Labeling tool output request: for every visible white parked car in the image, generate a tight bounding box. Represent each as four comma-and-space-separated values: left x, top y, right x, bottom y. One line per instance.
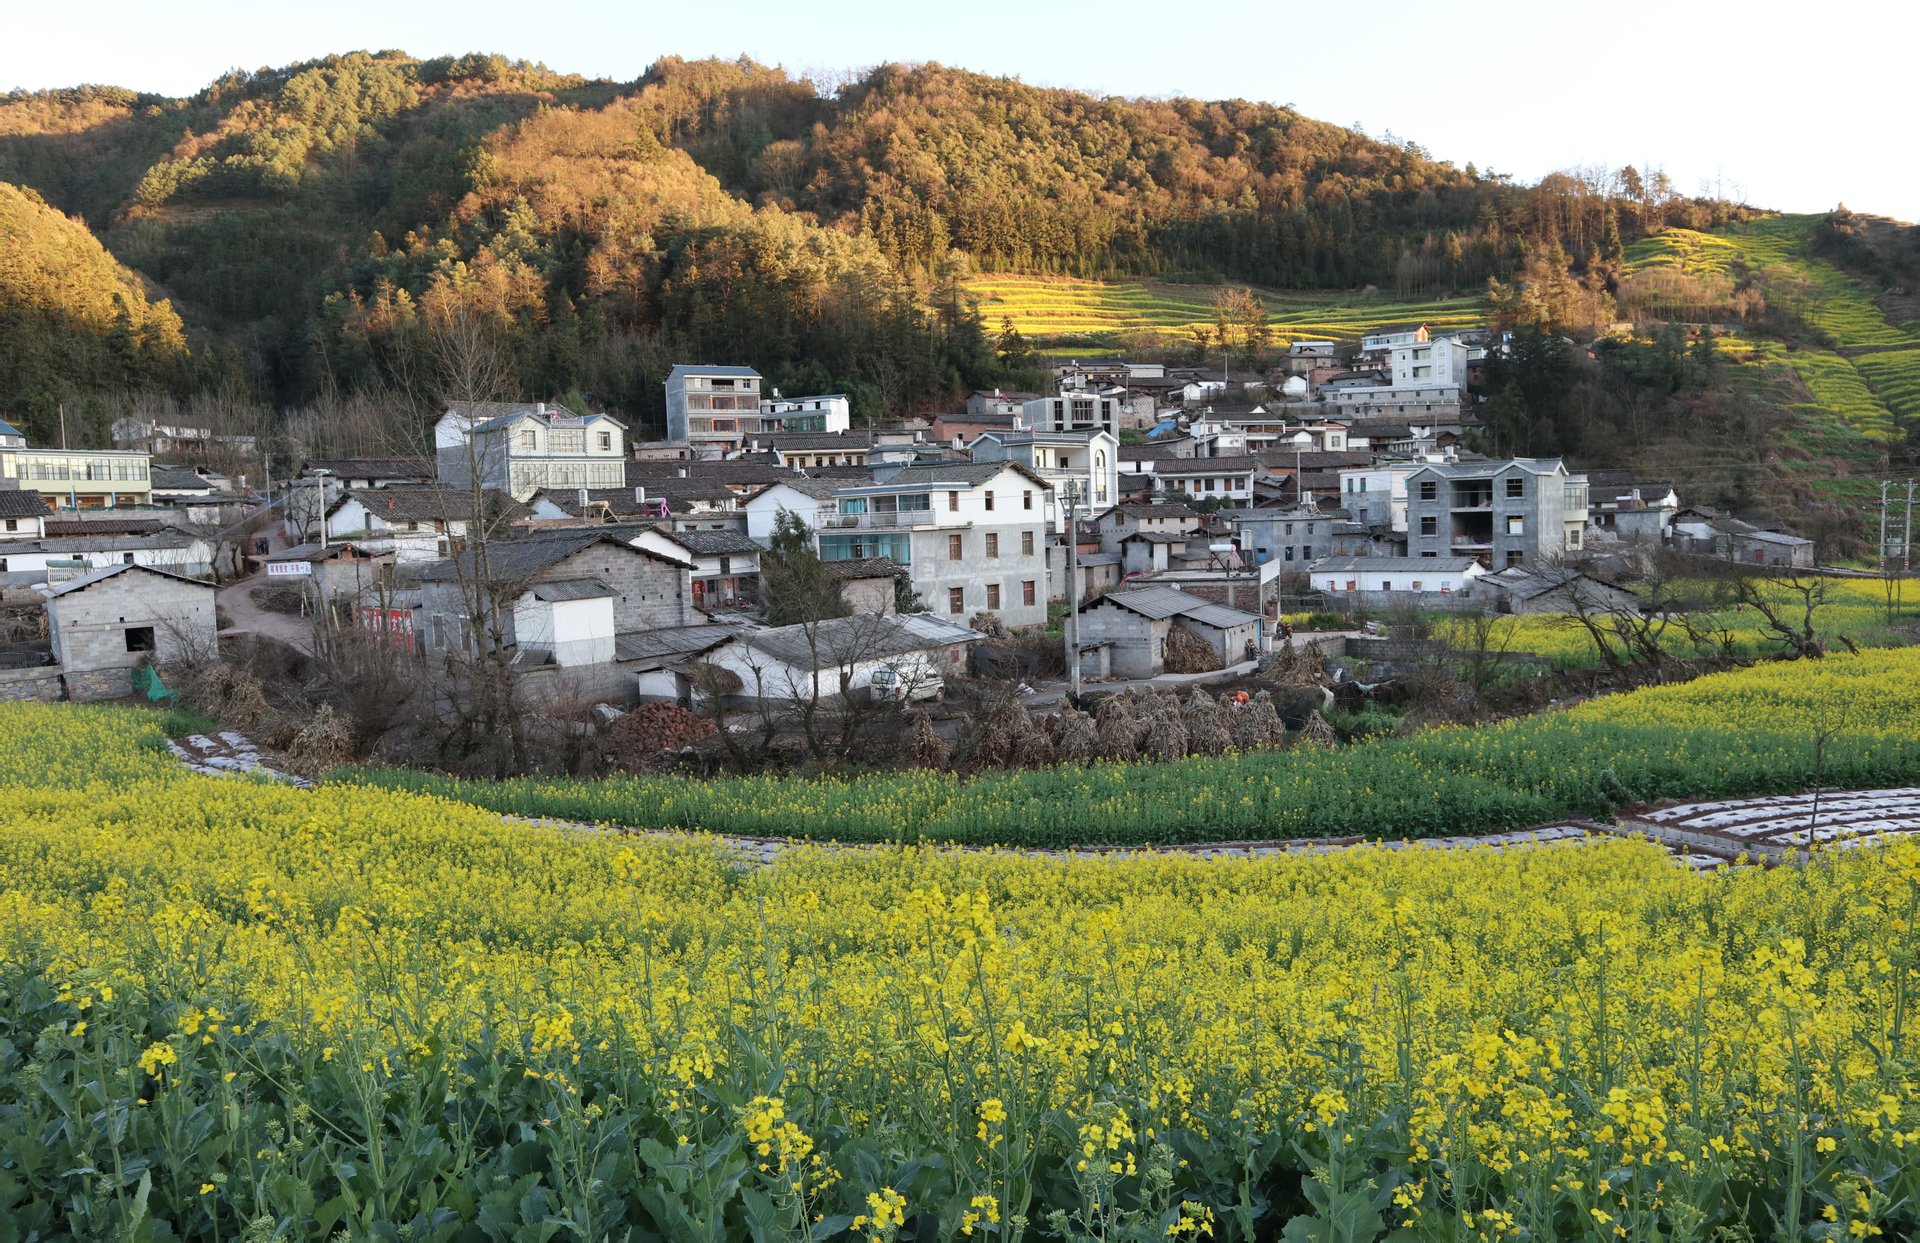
868, 663, 943, 704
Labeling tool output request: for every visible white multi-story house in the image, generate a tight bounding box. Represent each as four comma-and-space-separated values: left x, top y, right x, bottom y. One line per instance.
666, 365, 764, 456
435, 403, 628, 502
1388, 335, 1470, 390
817, 462, 1055, 627
758, 392, 851, 434
967, 429, 1118, 529
1024, 391, 1120, 437
1150, 456, 1260, 506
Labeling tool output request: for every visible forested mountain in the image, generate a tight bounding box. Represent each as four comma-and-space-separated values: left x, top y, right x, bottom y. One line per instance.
0, 51, 1811, 445
0, 180, 206, 444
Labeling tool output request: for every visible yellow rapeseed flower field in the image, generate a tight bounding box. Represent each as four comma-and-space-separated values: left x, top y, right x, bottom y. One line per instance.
1, 689, 1918, 1238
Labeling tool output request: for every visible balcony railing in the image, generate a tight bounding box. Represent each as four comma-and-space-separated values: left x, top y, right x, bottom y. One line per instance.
823, 509, 939, 530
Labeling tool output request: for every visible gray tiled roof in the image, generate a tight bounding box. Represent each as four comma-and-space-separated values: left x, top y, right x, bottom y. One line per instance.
665, 530, 763, 556
668, 364, 761, 379
529, 578, 614, 602
614, 622, 747, 662
420, 531, 690, 582
0, 491, 50, 518
302, 457, 433, 480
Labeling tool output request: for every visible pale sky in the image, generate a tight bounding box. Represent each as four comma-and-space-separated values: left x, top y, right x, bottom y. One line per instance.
3, 0, 1912, 221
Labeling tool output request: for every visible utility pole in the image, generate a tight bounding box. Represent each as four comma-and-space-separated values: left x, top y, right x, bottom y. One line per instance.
1905, 479, 1914, 573
1879, 480, 1893, 575
58, 402, 68, 450
1063, 480, 1083, 701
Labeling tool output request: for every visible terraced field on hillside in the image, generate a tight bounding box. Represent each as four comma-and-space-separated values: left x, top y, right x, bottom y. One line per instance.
963, 275, 1486, 346
1628, 215, 1920, 444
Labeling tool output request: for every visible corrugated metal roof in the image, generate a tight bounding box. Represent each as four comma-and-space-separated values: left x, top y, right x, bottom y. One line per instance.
735, 612, 980, 670
45, 563, 212, 596
1179, 602, 1262, 629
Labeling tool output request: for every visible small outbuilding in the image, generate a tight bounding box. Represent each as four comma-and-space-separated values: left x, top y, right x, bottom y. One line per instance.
1075, 585, 1264, 678
43, 564, 216, 701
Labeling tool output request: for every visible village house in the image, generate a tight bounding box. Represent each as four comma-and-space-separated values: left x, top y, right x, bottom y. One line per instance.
824, 557, 905, 614
1669, 510, 1816, 568
968, 429, 1120, 524
1024, 391, 1121, 437
435, 402, 628, 501
0, 490, 51, 541
1479, 565, 1643, 615
704, 611, 981, 705
0, 515, 215, 584
1150, 456, 1261, 506
0, 420, 153, 509
1286, 340, 1338, 375
754, 431, 873, 469
325, 488, 527, 563
302, 458, 435, 491
43, 564, 217, 702
1225, 505, 1336, 568
1074, 585, 1264, 679
412, 531, 697, 700
665, 364, 764, 457
1307, 555, 1488, 606
256, 541, 396, 607
818, 462, 1055, 627
626, 527, 765, 611
110, 414, 257, 456
1402, 459, 1591, 568
758, 392, 852, 434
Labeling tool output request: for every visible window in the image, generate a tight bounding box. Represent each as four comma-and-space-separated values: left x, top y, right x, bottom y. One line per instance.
1024, 490, 1033, 510
1418, 480, 1437, 500
949, 587, 965, 615
124, 626, 155, 653
1022, 580, 1036, 606
1411, 581, 1423, 591
1345, 580, 1357, 592
948, 533, 963, 560
984, 490, 995, 511
1506, 478, 1525, 498
1506, 516, 1525, 535
521, 430, 537, 450
986, 533, 999, 559
1422, 550, 1438, 558
948, 491, 960, 512
986, 583, 1001, 610
1381, 580, 1393, 591
2, 519, 13, 532
1506, 550, 1525, 567
1284, 546, 1294, 561
597, 430, 612, 450
1567, 528, 1583, 550
1419, 516, 1438, 536
1021, 531, 1035, 556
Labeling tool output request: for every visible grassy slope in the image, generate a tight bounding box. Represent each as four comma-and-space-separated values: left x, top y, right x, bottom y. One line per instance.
964, 275, 1487, 346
